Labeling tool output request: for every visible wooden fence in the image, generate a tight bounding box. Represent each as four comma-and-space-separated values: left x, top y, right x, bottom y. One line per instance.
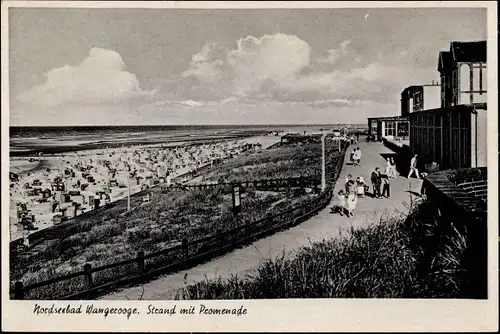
11, 143, 348, 300
163, 176, 320, 193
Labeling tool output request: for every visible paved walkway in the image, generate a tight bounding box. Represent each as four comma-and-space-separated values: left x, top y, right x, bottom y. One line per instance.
100, 140, 423, 300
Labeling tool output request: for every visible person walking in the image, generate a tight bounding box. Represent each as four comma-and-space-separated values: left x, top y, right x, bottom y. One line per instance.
346, 191, 358, 216
371, 167, 382, 198
389, 157, 397, 178
352, 148, 359, 166
350, 148, 357, 165
408, 154, 421, 179
357, 147, 363, 166
385, 157, 392, 176
381, 174, 391, 198
335, 190, 347, 216
345, 174, 353, 192
356, 177, 366, 198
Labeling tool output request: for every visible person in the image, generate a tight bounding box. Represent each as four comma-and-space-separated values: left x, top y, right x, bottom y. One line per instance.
389, 157, 397, 178
346, 191, 358, 216
347, 179, 356, 195
381, 174, 391, 198
408, 154, 421, 179
345, 174, 352, 192
356, 147, 363, 166
371, 167, 382, 198
385, 158, 392, 176
335, 190, 347, 216
351, 148, 358, 165
350, 148, 356, 165
356, 177, 365, 197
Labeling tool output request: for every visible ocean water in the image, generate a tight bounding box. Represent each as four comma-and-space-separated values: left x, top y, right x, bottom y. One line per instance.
9, 124, 365, 156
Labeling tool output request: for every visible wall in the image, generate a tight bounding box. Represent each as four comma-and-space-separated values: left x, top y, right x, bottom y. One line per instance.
410, 106, 475, 169
423, 85, 441, 110
475, 109, 487, 167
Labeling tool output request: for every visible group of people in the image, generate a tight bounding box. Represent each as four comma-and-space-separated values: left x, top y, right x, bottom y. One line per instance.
333, 174, 369, 217
349, 147, 363, 166
331, 144, 425, 218
333, 155, 400, 216
370, 167, 392, 199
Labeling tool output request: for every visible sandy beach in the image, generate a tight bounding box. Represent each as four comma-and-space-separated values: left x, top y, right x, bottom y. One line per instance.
9, 134, 280, 241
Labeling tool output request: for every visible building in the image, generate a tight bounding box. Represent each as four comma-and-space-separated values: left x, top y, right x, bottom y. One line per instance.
367, 116, 409, 142
401, 81, 441, 117
409, 103, 487, 169
438, 41, 487, 108
408, 40, 487, 170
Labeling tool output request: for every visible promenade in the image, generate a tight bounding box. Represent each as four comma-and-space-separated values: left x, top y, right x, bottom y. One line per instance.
100, 140, 423, 300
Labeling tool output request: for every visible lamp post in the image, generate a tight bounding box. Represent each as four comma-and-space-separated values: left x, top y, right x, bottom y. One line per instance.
127, 173, 131, 212
321, 133, 327, 192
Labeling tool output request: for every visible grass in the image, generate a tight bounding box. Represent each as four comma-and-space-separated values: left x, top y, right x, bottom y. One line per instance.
10, 139, 342, 299
175, 198, 484, 299
200, 141, 342, 183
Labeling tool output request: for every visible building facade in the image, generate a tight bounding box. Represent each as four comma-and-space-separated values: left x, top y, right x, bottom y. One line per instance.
408, 40, 487, 170
438, 41, 487, 108
401, 82, 441, 117
409, 103, 487, 169
367, 116, 409, 141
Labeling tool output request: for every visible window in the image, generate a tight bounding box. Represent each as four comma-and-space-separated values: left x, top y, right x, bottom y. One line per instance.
480, 64, 487, 92
472, 65, 481, 91
397, 122, 409, 137
384, 121, 396, 137
460, 63, 471, 92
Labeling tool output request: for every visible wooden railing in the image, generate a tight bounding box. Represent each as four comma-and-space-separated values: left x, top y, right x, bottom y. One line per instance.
11, 143, 348, 300
164, 176, 321, 192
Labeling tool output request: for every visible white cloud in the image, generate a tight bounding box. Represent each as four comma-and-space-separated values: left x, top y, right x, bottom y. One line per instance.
180, 33, 311, 99
16, 47, 155, 108
316, 40, 351, 65
177, 34, 436, 105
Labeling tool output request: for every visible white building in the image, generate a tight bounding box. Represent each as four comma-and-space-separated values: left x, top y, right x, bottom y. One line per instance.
438, 41, 487, 107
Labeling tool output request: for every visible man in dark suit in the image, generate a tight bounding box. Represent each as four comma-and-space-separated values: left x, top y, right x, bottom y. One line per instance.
371, 167, 382, 198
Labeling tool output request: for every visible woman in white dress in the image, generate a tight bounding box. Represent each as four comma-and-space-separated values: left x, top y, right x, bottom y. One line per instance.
389, 157, 398, 178
385, 158, 392, 177
346, 191, 358, 216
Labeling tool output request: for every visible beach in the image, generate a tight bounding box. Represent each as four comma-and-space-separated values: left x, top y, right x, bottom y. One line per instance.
9, 128, 285, 242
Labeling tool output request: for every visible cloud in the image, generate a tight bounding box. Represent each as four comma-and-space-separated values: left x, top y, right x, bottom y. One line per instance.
180, 33, 311, 100
16, 47, 155, 108
315, 40, 351, 65
176, 34, 437, 106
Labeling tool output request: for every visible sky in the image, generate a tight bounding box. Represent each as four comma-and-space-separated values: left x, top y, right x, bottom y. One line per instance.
8, 7, 487, 126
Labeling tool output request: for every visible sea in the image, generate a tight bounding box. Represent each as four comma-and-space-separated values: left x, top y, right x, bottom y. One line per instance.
9, 124, 366, 157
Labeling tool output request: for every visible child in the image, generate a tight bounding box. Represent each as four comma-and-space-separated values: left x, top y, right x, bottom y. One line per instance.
336, 190, 347, 216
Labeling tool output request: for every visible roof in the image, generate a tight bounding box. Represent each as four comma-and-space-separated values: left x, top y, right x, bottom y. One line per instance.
424, 169, 487, 218
408, 103, 487, 117
450, 41, 487, 63
438, 51, 452, 72
367, 115, 409, 122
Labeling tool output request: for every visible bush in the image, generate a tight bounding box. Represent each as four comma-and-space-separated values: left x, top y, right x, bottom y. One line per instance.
176, 199, 477, 299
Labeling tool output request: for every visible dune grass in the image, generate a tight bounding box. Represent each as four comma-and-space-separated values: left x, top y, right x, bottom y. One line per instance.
175, 198, 480, 299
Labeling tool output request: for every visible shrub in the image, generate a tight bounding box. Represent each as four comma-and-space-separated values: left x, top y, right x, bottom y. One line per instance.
176, 199, 477, 299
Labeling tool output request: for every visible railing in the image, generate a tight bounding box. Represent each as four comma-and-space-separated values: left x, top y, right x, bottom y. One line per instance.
164, 176, 321, 192
11, 143, 348, 300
